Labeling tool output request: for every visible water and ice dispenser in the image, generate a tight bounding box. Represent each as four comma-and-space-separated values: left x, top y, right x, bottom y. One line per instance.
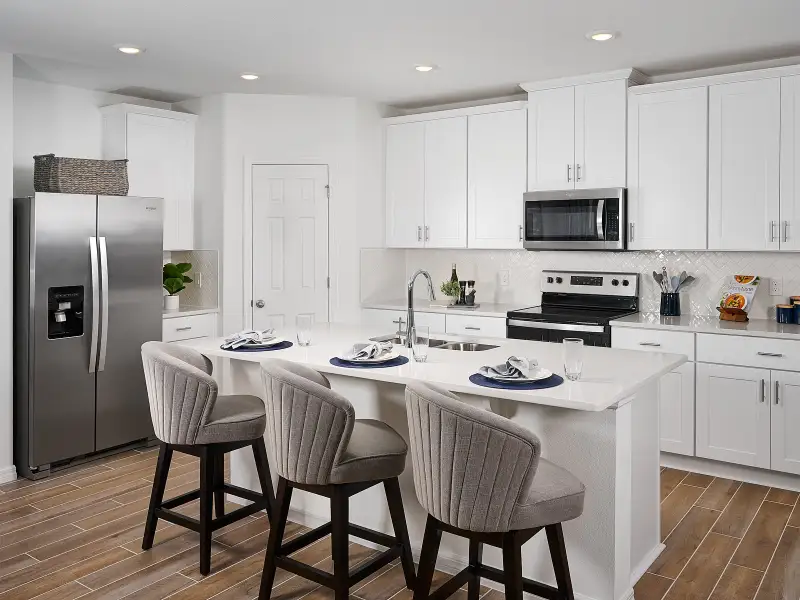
47, 286, 84, 339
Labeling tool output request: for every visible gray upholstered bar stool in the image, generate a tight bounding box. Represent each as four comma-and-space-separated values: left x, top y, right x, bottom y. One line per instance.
258, 359, 416, 600
406, 382, 585, 600
140, 342, 275, 576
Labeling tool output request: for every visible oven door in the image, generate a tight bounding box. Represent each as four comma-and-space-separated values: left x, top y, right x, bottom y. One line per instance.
506, 319, 610, 347
523, 188, 625, 250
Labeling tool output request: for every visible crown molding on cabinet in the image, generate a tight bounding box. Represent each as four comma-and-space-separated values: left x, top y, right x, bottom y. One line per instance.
519, 68, 648, 93
99, 103, 198, 122
383, 100, 527, 125
630, 63, 800, 95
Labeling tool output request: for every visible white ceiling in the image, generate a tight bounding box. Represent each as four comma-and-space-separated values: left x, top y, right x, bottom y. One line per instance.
2, 0, 800, 107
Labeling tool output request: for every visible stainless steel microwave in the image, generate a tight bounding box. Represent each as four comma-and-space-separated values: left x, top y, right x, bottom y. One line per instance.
523, 188, 627, 251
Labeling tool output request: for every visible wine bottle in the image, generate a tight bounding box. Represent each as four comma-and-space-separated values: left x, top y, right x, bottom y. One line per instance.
450, 263, 458, 284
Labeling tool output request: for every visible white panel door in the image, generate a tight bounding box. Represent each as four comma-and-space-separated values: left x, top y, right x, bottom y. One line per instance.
467, 109, 527, 249
385, 123, 425, 248
126, 114, 194, 250
423, 117, 467, 248
574, 80, 627, 189
658, 363, 696, 456
251, 165, 329, 331
528, 87, 575, 190
771, 370, 800, 475
696, 363, 771, 468
708, 79, 781, 250
628, 87, 709, 250
780, 75, 800, 250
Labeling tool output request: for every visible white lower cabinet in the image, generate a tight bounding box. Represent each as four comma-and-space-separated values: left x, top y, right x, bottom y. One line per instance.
658, 363, 696, 456
162, 313, 217, 343
771, 371, 800, 475
445, 314, 507, 338
696, 363, 771, 469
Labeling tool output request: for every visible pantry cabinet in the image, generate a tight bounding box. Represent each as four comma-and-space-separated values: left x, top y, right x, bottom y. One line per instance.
101, 105, 197, 251
627, 87, 709, 250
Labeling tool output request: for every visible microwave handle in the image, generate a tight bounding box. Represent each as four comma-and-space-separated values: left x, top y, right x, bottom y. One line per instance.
596, 199, 605, 240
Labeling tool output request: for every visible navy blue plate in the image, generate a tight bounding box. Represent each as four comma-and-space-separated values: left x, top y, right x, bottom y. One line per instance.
221, 341, 293, 352
469, 372, 564, 390
330, 356, 410, 368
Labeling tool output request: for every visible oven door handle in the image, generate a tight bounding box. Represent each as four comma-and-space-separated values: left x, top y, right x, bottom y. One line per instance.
507, 319, 606, 333
596, 199, 605, 240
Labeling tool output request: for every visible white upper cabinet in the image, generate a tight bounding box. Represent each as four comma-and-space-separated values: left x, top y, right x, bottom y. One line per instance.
385, 122, 425, 248
468, 108, 527, 249
708, 78, 781, 250
101, 105, 196, 251
528, 87, 575, 190
424, 117, 467, 248
628, 87, 709, 250
780, 75, 800, 251
574, 79, 627, 189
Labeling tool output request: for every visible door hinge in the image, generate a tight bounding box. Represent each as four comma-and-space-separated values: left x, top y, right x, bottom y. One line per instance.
326, 276, 331, 289
325, 185, 330, 199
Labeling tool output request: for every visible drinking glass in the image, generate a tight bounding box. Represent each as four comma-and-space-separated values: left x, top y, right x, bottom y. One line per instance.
563, 338, 584, 381
296, 314, 313, 347
411, 325, 430, 363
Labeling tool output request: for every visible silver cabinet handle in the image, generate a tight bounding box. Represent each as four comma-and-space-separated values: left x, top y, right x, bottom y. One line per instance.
89, 237, 99, 374
629, 222, 635, 242
424, 225, 430, 241
98, 237, 109, 372
519, 225, 523, 242
784, 220, 790, 243
176, 326, 192, 331
566, 164, 572, 182
770, 220, 778, 242
417, 226, 422, 242
576, 164, 582, 182
465, 326, 481, 331
639, 342, 661, 347
775, 380, 780, 405
757, 352, 784, 357
761, 378, 766, 403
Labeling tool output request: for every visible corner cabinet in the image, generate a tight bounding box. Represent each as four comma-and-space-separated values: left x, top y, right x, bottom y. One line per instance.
101, 104, 197, 251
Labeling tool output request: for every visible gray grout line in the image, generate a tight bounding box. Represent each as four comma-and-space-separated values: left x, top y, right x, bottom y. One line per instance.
659, 469, 692, 506
751, 492, 799, 598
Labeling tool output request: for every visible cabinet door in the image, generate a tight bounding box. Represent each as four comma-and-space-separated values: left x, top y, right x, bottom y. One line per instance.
771, 370, 800, 475
424, 117, 467, 248
574, 80, 627, 189
658, 363, 696, 456
385, 123, 425, 248
709, 79, 781, 250
628, 87, 709, 250
467, 109, 527, 249
126, 114, 194, 250
696, 363, 771, 468
780, 75, 800, 250
528, 87, 575, 190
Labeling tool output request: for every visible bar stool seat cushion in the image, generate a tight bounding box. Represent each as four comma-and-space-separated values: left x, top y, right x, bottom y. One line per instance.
195, 394, 267, 445
509, 458, 585, 530
330, 419, 408, 484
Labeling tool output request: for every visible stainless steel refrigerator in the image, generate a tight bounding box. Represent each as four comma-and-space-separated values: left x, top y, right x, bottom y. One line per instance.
14, 193, 163, 479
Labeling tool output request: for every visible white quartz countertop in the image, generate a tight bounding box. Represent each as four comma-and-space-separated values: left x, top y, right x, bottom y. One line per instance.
163, 306, 219, 319
180, 323, 685, 412
612, 312, 800, 340
362, 298, 523, 318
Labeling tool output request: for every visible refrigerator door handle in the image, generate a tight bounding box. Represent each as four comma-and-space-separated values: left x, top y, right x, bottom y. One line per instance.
89, 237, 100, 373
98, 236, 110, 372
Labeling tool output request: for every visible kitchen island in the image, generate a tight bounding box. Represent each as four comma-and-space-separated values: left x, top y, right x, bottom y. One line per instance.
180, 324, 686, 600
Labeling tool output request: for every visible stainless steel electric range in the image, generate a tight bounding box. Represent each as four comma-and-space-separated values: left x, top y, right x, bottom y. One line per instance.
506, 270, 639, 347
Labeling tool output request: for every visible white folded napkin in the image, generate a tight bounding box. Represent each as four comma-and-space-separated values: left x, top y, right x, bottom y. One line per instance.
222, 328, 276, 350
341, 341, 393, 361
479, 356, 537, 380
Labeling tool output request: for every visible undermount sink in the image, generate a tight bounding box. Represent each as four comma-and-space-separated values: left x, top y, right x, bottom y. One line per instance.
370, 333, 448, 347
369, 334, 497, 351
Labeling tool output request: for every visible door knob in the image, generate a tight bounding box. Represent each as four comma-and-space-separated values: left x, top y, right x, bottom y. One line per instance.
255, 299, 265, 308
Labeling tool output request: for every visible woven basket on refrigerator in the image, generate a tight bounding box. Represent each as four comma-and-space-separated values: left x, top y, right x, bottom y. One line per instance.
33, 154, 130, 196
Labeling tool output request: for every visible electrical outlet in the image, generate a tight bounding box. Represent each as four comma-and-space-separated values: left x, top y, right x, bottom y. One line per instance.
195, 272, 203, 288
499, 270, 510, 286
770, 277, 783, 296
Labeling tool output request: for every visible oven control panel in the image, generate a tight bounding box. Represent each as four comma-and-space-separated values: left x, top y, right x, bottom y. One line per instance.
541, 270, 638, 297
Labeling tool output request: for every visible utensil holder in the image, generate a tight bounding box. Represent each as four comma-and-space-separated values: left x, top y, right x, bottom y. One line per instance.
660, 293, 681, 317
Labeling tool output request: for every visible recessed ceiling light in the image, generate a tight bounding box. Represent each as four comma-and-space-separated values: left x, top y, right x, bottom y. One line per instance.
586, 30, 617, 42
115, 44, 144, 55
415, 65, 436, 72
240, 73, 259, 81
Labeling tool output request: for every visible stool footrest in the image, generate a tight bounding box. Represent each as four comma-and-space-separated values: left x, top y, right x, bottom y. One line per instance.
161, 489, 201, 510
348, 545, 400, 586
223, 482, 263, 504
279, 523, 333, 556
477, 564, 561, 600
211, 501, 267, 530
156, 508, 201, 533
276, 556, 334, 587
429, 567, 473, 600
348, 523, 397, 548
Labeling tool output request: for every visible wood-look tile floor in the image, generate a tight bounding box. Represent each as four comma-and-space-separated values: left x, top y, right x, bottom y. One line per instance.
636, 467, 800, 600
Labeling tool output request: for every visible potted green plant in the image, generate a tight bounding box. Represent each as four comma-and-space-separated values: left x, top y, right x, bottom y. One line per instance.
163, 262, 193, 310
440, 280, 462, 306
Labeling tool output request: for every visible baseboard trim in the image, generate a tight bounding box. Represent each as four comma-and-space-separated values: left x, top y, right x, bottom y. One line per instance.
0, 465, 17, 485
661, 453, 800, 491
630, 543, 665, 586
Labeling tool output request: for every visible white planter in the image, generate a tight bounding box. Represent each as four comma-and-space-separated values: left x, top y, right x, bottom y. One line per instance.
164, 295, 180, 311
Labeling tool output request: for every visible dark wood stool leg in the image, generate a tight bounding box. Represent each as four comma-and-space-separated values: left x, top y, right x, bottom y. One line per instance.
331, 485, 350, 600
384, 478, 416, 590
213, 449, 225, 519
468, 539, 483, 600
259, 477, 293, 600
546, 524, 575, 600
199, 446, 214, 576
142, 443, 172, 550
414, 516, 442, 600
252, 438, 275, 519
502, 531, 523, 600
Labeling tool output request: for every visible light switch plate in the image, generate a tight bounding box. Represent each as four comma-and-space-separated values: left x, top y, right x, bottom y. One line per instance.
770, 277, 783, 296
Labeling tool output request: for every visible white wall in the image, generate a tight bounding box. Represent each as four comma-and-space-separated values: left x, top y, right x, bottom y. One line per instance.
12, 78, 170, 196
0, 55, 13, 482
